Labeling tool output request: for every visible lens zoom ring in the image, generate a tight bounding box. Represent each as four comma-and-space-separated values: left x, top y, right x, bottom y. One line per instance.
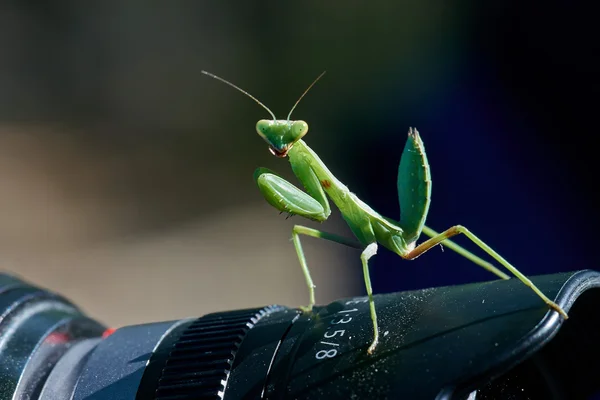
155, 305, 282, 400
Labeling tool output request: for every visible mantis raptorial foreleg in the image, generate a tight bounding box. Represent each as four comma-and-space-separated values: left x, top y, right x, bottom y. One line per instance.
404, 225, 568, 319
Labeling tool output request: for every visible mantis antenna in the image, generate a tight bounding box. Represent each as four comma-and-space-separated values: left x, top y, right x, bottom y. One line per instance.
287, 71, 327, 122
201, 70, 277, 121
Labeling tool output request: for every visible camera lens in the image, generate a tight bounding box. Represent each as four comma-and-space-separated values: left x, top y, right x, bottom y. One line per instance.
0, 274, 105, 399
1, 270, 599, 399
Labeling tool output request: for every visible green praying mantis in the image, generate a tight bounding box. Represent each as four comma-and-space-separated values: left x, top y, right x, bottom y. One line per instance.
201, 70, 568, 355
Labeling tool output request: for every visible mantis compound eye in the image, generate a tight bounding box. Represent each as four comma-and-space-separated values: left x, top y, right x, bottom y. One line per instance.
256, 119, 272, 139
291, 120, 309, 139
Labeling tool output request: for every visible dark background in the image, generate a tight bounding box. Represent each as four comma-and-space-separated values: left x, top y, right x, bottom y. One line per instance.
0, 2, 597, 325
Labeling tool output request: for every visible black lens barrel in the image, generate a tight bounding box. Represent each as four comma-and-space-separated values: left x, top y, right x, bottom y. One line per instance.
1, 270, 599, 399
0, 274, 105, 399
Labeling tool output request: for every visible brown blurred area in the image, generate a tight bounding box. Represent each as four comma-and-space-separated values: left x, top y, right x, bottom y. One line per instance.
0, 3, 387, 327
0, 124, 359, 327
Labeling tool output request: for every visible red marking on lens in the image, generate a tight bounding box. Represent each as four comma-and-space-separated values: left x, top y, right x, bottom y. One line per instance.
45, 332, 70, 344
102, 328, 116, 338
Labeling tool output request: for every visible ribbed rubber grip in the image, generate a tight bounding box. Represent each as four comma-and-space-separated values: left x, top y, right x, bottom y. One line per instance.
154, 305, 283, 400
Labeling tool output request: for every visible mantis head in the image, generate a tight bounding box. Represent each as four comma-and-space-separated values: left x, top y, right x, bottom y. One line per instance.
201, 70, 325, 158
256, 119, 308, 157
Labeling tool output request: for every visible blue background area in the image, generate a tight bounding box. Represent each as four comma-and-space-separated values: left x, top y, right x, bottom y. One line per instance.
328, 2, 599, 293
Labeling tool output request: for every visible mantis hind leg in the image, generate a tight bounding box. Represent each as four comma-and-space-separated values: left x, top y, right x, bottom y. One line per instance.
422, 225, 510, 280
291, 225, 362, 311
403, 225, 568, 319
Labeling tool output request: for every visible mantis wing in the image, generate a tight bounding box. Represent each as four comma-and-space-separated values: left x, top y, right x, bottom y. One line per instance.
397, 128, 431, 244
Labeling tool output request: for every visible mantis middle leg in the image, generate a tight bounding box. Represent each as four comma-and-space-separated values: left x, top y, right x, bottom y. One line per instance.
361, 243, 379, 354
292, 225, 362, 310
403, 225, 568, 319
292, 226, 379, 353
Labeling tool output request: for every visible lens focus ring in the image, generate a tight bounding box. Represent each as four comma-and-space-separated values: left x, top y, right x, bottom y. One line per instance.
154, 305, 283, 400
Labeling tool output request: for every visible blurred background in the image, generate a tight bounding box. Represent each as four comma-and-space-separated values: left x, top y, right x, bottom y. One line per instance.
0, 2, 597, 328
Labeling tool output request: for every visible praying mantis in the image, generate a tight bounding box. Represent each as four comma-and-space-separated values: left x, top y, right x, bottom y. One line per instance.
201, 70, 568, 355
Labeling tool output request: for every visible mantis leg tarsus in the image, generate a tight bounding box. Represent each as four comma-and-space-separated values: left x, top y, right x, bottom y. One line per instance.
404, 225, 568, 319
361, 243, 379, 354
